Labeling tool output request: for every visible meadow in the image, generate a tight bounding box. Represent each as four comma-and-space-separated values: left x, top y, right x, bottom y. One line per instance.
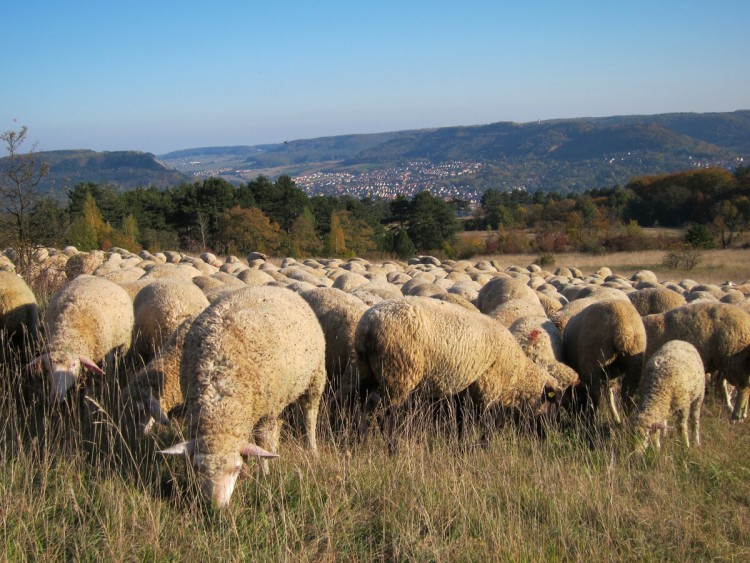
1, 250, 750, 561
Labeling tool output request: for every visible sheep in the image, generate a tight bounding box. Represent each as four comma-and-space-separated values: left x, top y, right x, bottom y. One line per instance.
0, 271, 39, 352
125, 316, 195, 434
509, 315, 579, 390
355, 297, 562, 445
299, 287, 369, 401
476, 277, 540, 314
29, 275, 134, 403
627, 286, 687, 316
132, 279, 210, 360
642, 301, 750, 421
630, 340, 705, 452
160, 286, 326, 508
486, 298, 546, 328
563, 299, 647, 423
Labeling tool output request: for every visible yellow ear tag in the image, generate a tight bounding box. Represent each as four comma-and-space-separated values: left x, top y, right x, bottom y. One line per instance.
547, 391, 556, 399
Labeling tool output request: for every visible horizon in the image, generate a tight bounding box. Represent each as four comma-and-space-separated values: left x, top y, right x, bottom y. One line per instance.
4, 1, 750, 155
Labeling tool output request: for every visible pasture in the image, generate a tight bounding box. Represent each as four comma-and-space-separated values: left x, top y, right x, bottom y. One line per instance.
1, 249, 749, 560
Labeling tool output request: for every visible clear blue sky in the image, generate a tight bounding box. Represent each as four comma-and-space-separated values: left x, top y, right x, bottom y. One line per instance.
3, 0, 748, 155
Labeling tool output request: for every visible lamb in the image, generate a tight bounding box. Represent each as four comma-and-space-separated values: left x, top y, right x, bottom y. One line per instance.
29, 275, 134, 403
131, 279, 209, 360
642, 301, 750, 421
630, 340, 705, 452
160, 286, 326, 508
0, 271, 39, 352
355, 297, 561, 443
563, 299, 647, 422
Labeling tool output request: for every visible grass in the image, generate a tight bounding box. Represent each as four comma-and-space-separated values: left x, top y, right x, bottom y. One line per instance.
1, 350, 749, 561
3, 254, 750, 560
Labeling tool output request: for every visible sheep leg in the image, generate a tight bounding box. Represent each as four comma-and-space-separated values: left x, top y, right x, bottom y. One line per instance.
720, 378, 734, 412
606, 381, 622, 425
254, 417, 281, 475
676, 409, 689, 448
689, 399, 702, 447
731, 386, 749, 421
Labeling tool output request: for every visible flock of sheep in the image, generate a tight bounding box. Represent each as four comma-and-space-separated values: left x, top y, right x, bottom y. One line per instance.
1, 245, 748, 508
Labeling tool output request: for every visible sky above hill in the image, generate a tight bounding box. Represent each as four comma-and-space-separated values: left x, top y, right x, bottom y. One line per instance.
3, 0, 749, 155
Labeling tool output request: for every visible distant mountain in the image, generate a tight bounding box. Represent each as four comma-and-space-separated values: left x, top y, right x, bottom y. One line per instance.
9, 150, 189, 196
159, 111, 750, 194
9, 111, 749, 199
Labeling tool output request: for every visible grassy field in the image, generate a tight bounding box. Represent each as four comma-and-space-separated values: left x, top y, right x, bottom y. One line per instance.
2, 253, 750, 560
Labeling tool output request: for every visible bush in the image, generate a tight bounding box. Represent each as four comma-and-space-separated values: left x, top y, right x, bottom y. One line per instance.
537, 254, 556, 267
662, 246, 703, 270
684, 223, 715, 249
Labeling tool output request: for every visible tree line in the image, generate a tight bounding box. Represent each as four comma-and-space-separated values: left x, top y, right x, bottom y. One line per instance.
3, 126, 750, 264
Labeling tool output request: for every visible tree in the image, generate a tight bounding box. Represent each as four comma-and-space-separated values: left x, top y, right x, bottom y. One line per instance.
392, 229, 416, 259
0, 126, 50, 279
288, 207, 322, 257
324, 210, 347, 257
712, 199, 747, 249
67, 192, 111, 250
216, 206, 284, 255
406, 191, 459, 251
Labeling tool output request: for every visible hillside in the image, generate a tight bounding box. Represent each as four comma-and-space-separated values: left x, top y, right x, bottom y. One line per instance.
8, 111, 749, 198
10, 150, 189, 196
159, 111, 750, 195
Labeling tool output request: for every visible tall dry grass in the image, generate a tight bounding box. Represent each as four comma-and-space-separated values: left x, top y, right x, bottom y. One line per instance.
1, 337, 749, 560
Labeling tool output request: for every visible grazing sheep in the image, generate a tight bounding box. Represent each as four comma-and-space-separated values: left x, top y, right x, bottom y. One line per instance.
509, 315, 579, 390
160, 286, 326, 508
125, 316, 195, 434
355, 297, 561, 443
476, 277, 540, 314
627, 287, 687, 316
563, 299, 647, 422
29, 275, 134, 403
631, 340, 705, 452
299, 287, 369, 400
486, 298, 546, 328
132, 279, 210, 360
642, 302, 750, 421
0, 271, 39, 352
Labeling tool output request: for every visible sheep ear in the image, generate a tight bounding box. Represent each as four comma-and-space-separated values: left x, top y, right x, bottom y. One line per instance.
148, 396, 170, 426
239, 442, 279, 460
80, 356, 105, 376
159, 440, 195, 455
651, 421, 668, 431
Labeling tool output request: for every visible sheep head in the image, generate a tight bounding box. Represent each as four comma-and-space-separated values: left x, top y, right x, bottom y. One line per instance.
26, 353, 105, 403
160, 436, 278, 508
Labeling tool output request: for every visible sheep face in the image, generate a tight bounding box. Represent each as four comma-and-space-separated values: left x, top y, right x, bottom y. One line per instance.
160, 435, 278, 509
28, 352, 105, 403
193, 448, 244, 509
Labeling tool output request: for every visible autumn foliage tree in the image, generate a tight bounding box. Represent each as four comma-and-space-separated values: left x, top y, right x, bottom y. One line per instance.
217, 206, 284, 255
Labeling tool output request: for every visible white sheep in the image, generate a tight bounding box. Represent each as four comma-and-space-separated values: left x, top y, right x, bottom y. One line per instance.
125, 316, 195, 434
131, 279, 209, 360
355, 297, 562, 444
29, 275, 134, 403
563, 299, 647, 423
642, 301, 750, 421
160, 286, 326, 508
0, 271, 39, 352
630, 340, 705, 452
299, 287, 369, 401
